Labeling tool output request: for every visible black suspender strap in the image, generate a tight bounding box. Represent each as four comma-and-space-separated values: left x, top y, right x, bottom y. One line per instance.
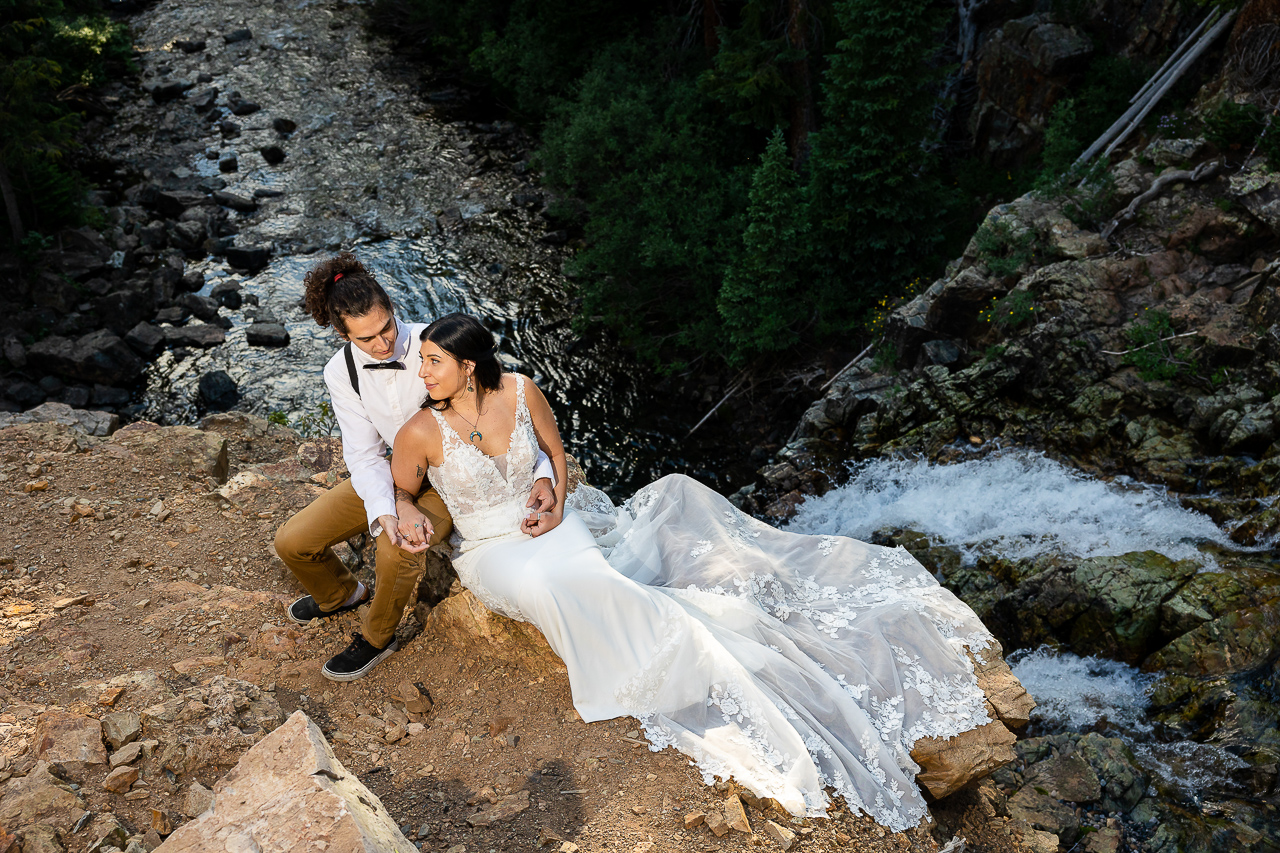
343, 342, 360, 397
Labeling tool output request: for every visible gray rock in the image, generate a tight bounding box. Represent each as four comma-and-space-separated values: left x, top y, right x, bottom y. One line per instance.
174, 38, 206, 52
212, 190, 258, 213
165, 324, 226, 348
58, 386, 91, 408
27, 330, 145, 386
272, 117, 297, 134
1144, 137, 1207, 167
210, 282, 243, 309
198, 370, 239, 411
218, 152, 239, 172
102, 711, 142, 750
145, 79, 193, 102
0, 401, 118, 436
2, 333, 27, 368
921, 339, 963, 366
90, 385, 131, 409
223, 28, 252, 43
245, 323, 289, 347
225, 246, 271, 272
154, 306, 189, 325
259, 145, 286, 165
180, 294, 220, 322
125, 322, 165, 357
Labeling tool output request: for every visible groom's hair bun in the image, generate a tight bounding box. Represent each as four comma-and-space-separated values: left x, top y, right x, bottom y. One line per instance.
303, 252, 393, 334
420, 313, 504, 410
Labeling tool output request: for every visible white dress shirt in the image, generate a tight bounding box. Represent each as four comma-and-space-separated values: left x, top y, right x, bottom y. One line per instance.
324, 317, 554, 531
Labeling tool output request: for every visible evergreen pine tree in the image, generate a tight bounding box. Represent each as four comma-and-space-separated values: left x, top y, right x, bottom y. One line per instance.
805, 0, 948, 327
718, 129, 809, 362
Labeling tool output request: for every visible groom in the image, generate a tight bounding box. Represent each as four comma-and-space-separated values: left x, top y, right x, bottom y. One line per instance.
274, 254, 555, 680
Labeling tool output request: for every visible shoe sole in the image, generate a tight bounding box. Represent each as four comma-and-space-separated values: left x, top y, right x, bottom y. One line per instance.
286, 592, 371, 626
321, 640, 399, 682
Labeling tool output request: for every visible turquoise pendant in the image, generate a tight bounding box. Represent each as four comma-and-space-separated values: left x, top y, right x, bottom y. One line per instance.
469, 429, 483, 443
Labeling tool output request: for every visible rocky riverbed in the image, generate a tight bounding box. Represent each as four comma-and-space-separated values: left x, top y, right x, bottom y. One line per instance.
0, 0, 784, 498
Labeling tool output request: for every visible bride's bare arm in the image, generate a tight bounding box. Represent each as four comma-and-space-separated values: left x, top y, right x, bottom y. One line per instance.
390, 412, 442, 550
523, 376, 568, 536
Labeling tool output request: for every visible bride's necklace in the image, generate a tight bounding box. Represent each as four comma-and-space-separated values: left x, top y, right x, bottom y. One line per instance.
454, 391, 484, 444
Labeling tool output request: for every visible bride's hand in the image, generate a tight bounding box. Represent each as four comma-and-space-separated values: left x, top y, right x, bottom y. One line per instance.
522, 507, 563, 537
395, 503, 433, 552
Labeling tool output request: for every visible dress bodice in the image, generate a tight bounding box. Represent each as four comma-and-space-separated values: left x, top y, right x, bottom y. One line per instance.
427, 375, 538, 544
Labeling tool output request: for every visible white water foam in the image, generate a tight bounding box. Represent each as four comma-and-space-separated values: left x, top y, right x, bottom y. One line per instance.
1008, 646, 1156, 733
786, 450, 1234, 565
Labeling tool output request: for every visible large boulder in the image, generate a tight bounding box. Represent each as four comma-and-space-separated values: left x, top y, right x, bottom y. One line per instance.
426, 586, 567, 677
155, 711, 417, 852
108, 422, 229, 483
0, 401, 118, 436
27, 330, 144, 386
0, 761, 88, 831
969, 14, 1094, 167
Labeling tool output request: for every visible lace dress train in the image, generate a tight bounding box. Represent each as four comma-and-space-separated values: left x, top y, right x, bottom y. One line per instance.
427, 377, 996, 831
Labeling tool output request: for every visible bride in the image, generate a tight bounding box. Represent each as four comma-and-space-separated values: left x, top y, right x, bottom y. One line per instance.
390, 313, 998, 831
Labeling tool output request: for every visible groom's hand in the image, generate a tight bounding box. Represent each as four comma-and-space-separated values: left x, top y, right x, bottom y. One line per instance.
526, 477, 555, 515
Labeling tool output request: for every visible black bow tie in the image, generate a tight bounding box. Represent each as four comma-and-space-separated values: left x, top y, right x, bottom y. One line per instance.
364, 361, 405, 370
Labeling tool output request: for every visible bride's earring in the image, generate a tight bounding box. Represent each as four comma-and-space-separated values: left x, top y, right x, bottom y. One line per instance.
467, 375, 474, 393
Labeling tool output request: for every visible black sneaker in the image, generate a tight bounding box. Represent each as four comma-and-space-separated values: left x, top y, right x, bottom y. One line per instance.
287, 586, 370, 625
321, 632, 399, 682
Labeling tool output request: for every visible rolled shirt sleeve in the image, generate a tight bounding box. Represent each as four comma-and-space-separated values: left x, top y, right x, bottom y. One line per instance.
532, 449, 556, 486
325, 362, 398, 532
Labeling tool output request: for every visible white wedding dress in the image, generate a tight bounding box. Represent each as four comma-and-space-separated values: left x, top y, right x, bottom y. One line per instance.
427, 377, 997, 831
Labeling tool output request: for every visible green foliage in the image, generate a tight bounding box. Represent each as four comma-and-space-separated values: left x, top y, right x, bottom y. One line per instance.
1033, 57, 1147, 195
717, 130, 809, 362
979, 289, 1038, 330
971, 217, 1038, 278
291, 400, 338, 437
1122, 309, 1199, 381
267, 410, 290, 429
698, 0, 808, 130
0, 0, 132, 244
1205, 100, 1280, 169
804, 0, 951, 328
538, 34, 751, 362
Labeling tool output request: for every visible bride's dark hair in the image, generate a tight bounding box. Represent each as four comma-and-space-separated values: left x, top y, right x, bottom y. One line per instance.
420, 313, 503, 412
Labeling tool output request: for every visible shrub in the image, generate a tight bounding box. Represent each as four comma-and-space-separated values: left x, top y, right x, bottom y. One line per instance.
1122, 309, 1199, 381
971, 218, 1038, 278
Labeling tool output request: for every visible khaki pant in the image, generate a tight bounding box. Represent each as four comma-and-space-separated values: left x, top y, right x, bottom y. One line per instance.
274, 478, 452, 648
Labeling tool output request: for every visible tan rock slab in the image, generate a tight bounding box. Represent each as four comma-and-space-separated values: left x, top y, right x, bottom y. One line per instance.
182, 781, 215, 818
466, 790, 531, 827
683, 811, 706, 829
0, 760, 88, 829
426, 589, 566, 676
724, 794, 751, 833
171, 656, 224, 674
103, 765, 140, 793
109, 742, 143, 767
763, 820, 796, 850
102, 711, 141, 750
971, 642, 1036, 728
156, 711, 415, 852
33, 710, 107, 771
1024, 753, 1101, 803
910, 719, 1018, 800
705, 811, 729, 837
152, 809, 177, 834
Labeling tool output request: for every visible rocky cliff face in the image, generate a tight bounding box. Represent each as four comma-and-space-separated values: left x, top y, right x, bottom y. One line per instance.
745, 67, 1280, 852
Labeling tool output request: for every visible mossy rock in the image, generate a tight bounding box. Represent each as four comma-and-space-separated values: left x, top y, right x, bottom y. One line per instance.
1145, 598, 1280, 676
995, 551, 1200, 662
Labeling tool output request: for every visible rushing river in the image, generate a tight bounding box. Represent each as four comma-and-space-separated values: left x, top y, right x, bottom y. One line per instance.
789, 449, 1280, 845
